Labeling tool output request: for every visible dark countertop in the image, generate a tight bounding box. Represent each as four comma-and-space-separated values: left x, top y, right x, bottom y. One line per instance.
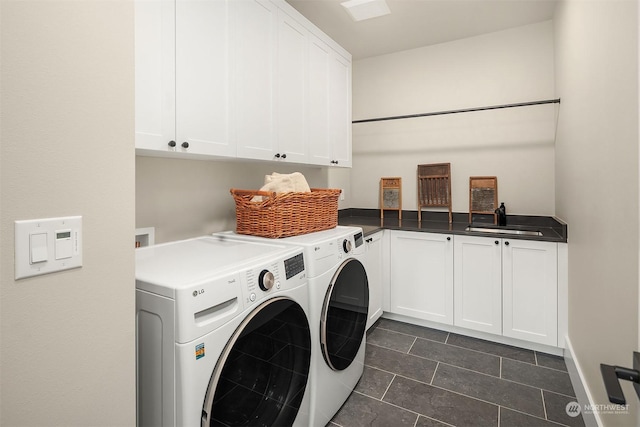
339, 209, 567, 243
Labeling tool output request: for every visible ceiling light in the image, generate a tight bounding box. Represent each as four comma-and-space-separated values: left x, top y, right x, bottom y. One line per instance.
341, 0, 391, 22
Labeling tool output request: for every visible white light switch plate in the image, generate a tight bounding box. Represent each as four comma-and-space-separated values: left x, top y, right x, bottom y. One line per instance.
15, 216, 82, 280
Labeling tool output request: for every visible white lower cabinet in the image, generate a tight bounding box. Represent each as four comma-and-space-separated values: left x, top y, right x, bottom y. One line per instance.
453, 235, 558, 346
384, 230, 560, 347
502, 238, 558, 346
453, 235, 502, 335
365, 231, 384, 330
389, 230, 453, 325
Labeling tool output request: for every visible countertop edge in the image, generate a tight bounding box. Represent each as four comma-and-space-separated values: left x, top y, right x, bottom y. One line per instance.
339, 211, 567, 243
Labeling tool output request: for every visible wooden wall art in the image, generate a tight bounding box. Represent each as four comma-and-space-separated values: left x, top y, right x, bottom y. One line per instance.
380, 177, 402, 219
469, 176, 498, 224
417, 163, 452, 223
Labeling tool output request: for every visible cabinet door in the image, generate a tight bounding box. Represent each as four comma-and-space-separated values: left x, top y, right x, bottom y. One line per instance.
234, 0, 277, 160
276, 10, 307, 164
389, 231, 453, 324
328, 52, 352, 167
307, 35, 331, 166
175, 0, 234, 157
135, 0, 175, 150
453, 235, 502, 335
503, 239, 558, 346
365, 232, 384, 330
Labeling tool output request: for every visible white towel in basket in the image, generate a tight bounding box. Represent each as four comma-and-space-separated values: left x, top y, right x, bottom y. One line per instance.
251, 172, 311, 202
265, 172, 311, 192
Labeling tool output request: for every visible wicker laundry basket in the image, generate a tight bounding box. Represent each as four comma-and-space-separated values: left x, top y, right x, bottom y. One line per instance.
230, 188, 341, 238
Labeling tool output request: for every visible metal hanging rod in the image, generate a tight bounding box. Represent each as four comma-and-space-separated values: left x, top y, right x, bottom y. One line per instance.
352, 98, 561, 124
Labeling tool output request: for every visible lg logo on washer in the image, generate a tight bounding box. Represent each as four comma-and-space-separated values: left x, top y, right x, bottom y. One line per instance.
192, 289, 204, 297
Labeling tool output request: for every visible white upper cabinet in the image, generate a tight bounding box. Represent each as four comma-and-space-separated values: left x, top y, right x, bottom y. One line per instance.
307, 35, 331, 166
307, 35, 352, 168
328, 53, 352, 167
135, 0, 352, 165
175, 0, 234, 157
136, 0, 234, 157
274, 9, 308, 164
135, 0, 175, 151
234, 0, 277, 161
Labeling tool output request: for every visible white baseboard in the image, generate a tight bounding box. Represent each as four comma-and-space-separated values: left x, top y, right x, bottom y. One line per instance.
381, 312, 563, 356
564, 335, 602, 427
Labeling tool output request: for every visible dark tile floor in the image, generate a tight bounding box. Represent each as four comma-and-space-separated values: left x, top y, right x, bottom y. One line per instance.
329, 318, 585, 427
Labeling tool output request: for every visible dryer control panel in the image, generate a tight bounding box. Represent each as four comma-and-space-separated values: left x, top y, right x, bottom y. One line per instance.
354, 231, 364, 248
348, 231, 366, 257
338, 233, 363, 258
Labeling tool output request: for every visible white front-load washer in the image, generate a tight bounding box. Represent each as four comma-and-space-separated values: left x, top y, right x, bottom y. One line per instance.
135, 235, 311, 427
218, 226, 369, 426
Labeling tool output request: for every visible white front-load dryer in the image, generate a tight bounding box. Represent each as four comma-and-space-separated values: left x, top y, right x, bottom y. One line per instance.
218, 226, 369, 426
136, 235, 311, 427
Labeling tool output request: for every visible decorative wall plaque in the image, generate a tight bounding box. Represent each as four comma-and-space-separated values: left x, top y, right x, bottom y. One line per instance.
469, 176, 498, 224
380, 177, 402, 219
418, 163, 452, 223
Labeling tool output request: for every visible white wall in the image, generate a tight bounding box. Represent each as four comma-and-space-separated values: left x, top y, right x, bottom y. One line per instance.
554, 0, 639, 425
136, 157, 334, 243
351, 21, 556, 216
0, 1, 136, 425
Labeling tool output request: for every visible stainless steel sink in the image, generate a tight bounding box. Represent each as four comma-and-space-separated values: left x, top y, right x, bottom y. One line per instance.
465, 226, 543, 237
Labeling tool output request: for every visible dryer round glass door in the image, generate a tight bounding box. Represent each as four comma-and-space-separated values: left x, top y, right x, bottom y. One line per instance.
320, 258, 369, 371
201, 297, 311, 427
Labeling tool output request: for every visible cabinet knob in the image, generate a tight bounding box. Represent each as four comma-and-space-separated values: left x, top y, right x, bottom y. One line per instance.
275, 153, 281, 158
446, 237, 451, 241
168, 140, 176, 147
331, 160, 339, 165
181, 142, 189, 149
495, 240, 499, 245
505, 241, 510, 246
281, 153, 287, 159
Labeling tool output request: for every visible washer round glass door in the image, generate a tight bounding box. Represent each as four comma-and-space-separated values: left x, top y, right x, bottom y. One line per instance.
320, 258, 369, 371
201, 297, 311, 427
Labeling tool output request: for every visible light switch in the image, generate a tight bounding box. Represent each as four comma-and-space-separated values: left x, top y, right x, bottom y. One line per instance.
15, 216, 82, 280
55, 230, 72, 260
30, 233, 48, 263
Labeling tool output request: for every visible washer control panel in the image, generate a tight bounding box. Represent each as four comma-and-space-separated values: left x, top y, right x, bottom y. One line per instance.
243, 251, 306, 306
284, 253, 305, 279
